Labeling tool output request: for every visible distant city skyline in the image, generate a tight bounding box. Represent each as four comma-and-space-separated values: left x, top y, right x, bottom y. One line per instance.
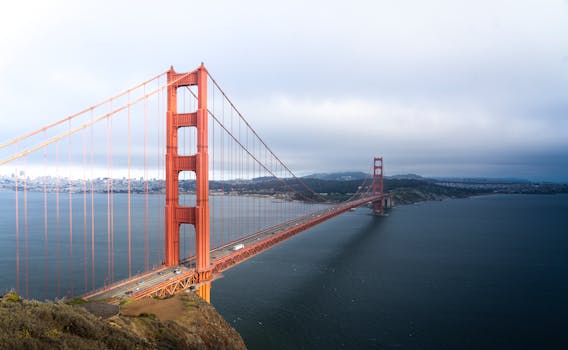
1, 0, 567, 182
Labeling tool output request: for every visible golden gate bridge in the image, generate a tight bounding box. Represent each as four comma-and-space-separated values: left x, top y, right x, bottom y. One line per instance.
0, 64, 389, 303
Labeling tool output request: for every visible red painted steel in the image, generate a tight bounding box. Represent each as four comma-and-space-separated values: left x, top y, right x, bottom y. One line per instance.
165, 64, 211, 301
82, 266, 170, 301
85, 194, 381, 303
0, 64, 392, 303
211, 196, 381, 275
195, 64, 210, 274
372, 157, 384, 216
165, 65, 207, 266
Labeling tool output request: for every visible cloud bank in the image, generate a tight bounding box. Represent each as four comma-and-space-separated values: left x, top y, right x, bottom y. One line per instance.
1, 0, 567, 181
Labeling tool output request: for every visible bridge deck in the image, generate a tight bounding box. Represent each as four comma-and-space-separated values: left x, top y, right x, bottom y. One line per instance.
84, 195, 383, 302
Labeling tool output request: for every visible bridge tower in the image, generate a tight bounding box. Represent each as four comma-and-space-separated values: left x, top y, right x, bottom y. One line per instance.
165, 64, 211, 301
372, 157, 384, 216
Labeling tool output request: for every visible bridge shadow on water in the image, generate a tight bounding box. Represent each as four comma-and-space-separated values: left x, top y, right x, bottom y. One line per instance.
274, 214, 386, 349
217, 211, 389, 350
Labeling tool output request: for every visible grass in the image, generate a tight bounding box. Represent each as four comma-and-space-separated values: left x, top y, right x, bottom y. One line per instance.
185, 300, 199, 309
138, 312, 157, 319
0, 292, 147, 349
65, 297, 88, 305
0, 291, 247, 349
119, 297, 134, 306
5, 291, 22, 302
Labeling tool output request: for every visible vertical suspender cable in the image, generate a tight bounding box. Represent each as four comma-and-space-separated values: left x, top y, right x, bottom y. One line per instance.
43, 136, 49, 299
182, 88, 186, 259
110, 115, 114, 283
263, 146, 266, 229
15, 147, 19, 296
231, 107, 235, 241
90, 109, 95, 290
144, 85, 149, 271
239, 110, 243, 238
56, 142, 61, 297
23, 155, 28, 299
106, 117, 111, 284
211, 82, 215, 249
157, 77, 163, 265
222, 94, 225, 243
221, 96, 225, 244
68, 120, 73, 297
82, 125, 87, 293
127, 92, 132, 278
245, 127, 248, 236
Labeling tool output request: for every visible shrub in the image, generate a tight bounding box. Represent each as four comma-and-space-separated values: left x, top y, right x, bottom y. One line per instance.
5, 292, 22, 302
66, 297, 88, 305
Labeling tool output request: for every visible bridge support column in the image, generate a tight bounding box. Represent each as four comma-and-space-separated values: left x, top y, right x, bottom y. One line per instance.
372, 157, 384, 216
197, 282, 211, 302
165, 64, 211, 302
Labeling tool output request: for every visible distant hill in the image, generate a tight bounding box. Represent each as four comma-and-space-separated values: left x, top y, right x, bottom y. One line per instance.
302, 172, 534, 184
303, 171, 370, 181
388, 174, 424, 180
304, 172, 429, 181
431, 176, 531, 184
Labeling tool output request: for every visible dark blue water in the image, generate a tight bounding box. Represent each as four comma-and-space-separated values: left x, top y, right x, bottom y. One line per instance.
0, 191, 326, 299
212, 194, 568, 349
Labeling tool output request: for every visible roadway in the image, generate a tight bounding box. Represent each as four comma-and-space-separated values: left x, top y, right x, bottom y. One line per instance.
84, 195, 380, 301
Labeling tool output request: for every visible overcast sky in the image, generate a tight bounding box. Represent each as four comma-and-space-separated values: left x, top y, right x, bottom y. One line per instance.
1, 0, 567, 181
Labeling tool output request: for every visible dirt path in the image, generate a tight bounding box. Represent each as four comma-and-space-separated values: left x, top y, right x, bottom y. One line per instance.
120, 294, 188, 321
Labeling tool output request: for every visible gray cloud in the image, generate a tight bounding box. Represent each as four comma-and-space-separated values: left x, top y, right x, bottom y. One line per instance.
1, 0, 567, 182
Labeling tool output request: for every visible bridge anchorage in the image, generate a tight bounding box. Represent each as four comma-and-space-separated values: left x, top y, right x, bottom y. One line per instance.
2, 62, 389, 304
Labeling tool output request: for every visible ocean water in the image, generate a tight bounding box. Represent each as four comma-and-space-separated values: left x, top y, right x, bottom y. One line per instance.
211, 194, 568, 349
1, 192, 567, 348
0, 191, 326, 299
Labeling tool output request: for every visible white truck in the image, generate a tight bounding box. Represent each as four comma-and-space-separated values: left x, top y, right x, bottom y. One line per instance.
231, 243, 245, 251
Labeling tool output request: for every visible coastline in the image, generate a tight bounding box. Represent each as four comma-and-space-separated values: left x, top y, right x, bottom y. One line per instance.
385, 180, 568, 207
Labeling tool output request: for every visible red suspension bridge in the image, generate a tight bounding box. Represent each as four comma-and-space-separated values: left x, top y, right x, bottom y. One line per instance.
0, 64, 390, 303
